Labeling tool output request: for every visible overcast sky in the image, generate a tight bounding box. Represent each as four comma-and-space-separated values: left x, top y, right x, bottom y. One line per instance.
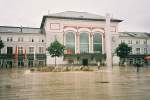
0, 0, 150, 32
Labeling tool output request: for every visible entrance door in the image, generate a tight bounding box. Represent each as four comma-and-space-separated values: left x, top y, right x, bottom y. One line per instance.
7, 61, 12, 68
28, 60, 34, 67
18, 60, 24, 67
82, 59, 88, 66
7, 47, 13, 54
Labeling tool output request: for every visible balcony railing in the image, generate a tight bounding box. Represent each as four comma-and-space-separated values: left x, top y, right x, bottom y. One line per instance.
127, 54, 150, 58
64, 53, 106, 60
0, 54, 46, 60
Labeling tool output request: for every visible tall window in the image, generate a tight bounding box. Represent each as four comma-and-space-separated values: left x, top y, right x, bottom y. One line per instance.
18, 37, 23, 42
65, 32, 75, 54
128, 40, 132, 44
93, 33, 102, 53
7, 47, 13, 54
136, 40, 140, 44
130, 47, 132, 54
80, 32, 89, 53
39, 47, 44, 54
18, 47, 23, 54
144, 48, 147, 54
7, 37, 13, 42
136, 48, 140, 54
144, 40, 147, 44
121, 40, 125, 43
29, 47, 34, 54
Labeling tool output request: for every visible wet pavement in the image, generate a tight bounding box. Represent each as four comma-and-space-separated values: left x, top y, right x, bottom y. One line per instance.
0, 66, 150, 100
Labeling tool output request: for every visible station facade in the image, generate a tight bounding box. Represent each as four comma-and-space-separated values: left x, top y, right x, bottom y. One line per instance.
0, 11, 149, 67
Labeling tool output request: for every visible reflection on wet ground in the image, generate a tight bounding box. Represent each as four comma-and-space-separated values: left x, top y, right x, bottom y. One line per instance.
0, 66, 150, 100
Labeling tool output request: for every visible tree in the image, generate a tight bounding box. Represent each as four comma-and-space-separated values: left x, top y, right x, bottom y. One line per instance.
47, 40, 65, 67
116, 43, 132, 66
0, 40, 4, 55
0, 40, 4, 67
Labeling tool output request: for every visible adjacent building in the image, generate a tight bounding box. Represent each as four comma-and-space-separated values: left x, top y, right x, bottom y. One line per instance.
0, 11, 149, 67
0, 26, 46, 67
119, 32, 150, 65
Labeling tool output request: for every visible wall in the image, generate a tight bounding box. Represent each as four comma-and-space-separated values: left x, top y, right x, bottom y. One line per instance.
43, 17, 120, 65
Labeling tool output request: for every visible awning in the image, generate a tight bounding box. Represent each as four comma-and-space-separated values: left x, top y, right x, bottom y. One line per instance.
144, 56, 150, 60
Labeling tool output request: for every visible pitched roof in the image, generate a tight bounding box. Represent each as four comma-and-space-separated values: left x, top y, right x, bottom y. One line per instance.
0, 26, 41, 33
48, 11, 106, 19
119, 32, 150, 38
40, 11, 122, 28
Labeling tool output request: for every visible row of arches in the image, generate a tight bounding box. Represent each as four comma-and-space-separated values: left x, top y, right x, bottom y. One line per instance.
65, 31, 103, 54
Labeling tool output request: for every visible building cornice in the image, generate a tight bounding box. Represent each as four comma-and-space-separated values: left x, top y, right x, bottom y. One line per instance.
40, 15, 123, 28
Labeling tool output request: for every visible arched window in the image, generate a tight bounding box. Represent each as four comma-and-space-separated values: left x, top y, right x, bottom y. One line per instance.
80, 32, 89, 53
93, 33, 102, 53
65, 32, 75, 54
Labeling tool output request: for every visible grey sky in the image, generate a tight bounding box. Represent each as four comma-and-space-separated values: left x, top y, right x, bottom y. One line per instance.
0, 0, 150, 32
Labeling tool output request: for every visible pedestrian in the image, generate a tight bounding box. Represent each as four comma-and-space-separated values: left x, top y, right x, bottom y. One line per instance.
135, 62, 140, 72
97, 61, 100, 70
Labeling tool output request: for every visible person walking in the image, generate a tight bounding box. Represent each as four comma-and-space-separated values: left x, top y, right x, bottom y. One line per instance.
97, 61, 100, 70
135, 62, 140, 72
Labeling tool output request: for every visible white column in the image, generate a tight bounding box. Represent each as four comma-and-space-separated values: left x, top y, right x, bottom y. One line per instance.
105, 13, 112, 68
89, 33, 91, 53
34, 46, 36, 66
91, 34, 93, 53
76, 32, 80, 54
75, 33, 77, 54
102, 34, 105, 54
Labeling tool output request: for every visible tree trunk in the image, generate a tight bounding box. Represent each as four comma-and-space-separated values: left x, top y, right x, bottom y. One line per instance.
55, 56, 56, 67
119, 58, 125, 66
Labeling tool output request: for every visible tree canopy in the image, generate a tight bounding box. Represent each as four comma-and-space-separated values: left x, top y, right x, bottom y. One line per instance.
48, 40, 65, 57
116, 43, 132, 58
116, 43, 132, 65
47, 40, 65, 66
0, 40, 4, 54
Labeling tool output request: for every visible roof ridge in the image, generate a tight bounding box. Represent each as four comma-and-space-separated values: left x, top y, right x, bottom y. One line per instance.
0, 25, 40, 29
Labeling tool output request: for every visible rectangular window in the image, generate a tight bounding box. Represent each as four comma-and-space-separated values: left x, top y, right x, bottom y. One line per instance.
18, 47, 23, 54
50, 23, 60, 30
18, 37, 23, 42
29, 47, 34, 54
130, 47, 132, 54
7, 37, 13, 42
39, 47, 44, 54
7, 47, 13, 54
136, 48, 140, 54
28, 60, 34, 67
121, 40, 125, 43
144, 40, 147, 44
144, 48, 147, 54
121, 40, 123, 43
136, 40, 140, 44
128, 40, 132, 44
